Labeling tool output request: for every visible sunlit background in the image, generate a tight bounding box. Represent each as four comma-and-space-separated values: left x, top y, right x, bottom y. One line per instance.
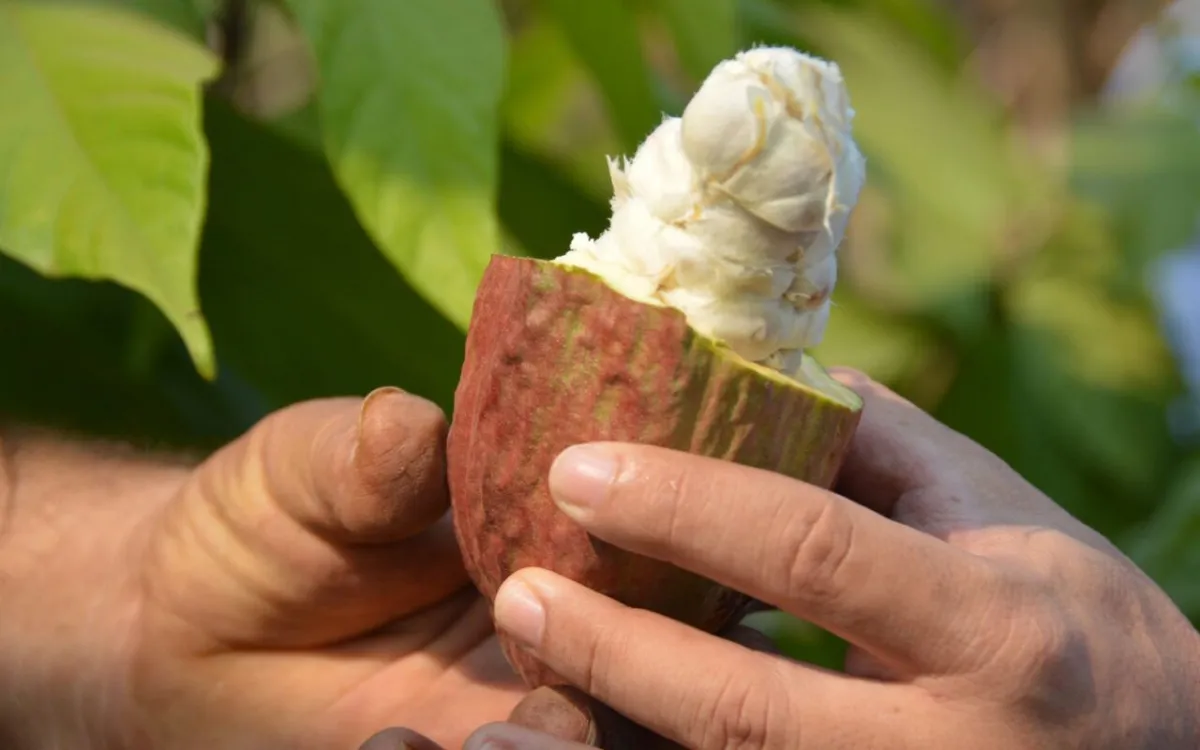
3, 0, 1199, 665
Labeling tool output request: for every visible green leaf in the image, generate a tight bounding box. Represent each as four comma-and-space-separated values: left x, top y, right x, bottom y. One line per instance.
94, 0, 219, 38
269, 101, 608, 266
536, 0, 664, 150
744, 611, 848, 671
200, 100, 468, 413
651, 0, 737, 84
498, 140, 609, 260
282, 0, 507, 330
0, 253, 258, 449
498, 13, 627, 203
0, 0, 220, 375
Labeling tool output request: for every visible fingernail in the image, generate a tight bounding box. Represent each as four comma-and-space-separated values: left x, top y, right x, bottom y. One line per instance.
494, 576, 546, 648
463, 730, 515, 750
357, 386, 405, 442
464, 735, 512, 750
507, 686, 598, 744
549, 445, 620, 519
356, 728, 433, 750
466, 723, 565, 750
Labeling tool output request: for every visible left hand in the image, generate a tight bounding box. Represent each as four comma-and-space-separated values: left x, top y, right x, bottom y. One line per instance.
0, 388, 527, 749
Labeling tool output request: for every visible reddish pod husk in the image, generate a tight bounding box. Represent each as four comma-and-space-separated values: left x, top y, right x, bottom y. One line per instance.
447, 254, 863, 688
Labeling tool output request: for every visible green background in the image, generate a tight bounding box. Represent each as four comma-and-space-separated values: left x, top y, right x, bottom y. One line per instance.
2, 0, 1198, 667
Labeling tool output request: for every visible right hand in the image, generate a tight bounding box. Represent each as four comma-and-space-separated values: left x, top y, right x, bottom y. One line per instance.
364, 369, 1200, 749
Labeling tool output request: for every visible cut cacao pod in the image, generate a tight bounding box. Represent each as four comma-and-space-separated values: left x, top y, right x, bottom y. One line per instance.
447, 254, 863, 688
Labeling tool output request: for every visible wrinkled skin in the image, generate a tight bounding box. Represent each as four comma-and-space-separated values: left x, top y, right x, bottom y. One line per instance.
376, 370, 1200, 750
3, 372, 1197, 749
0, 384, 778, 749
0, 388, 525, 749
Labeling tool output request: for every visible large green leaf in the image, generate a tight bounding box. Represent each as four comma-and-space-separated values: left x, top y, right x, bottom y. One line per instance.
281, 0, 506, 330
199, 100, 467, 413
0, 0, 220, 375
270, 101, 608, 274
536, 0, 664, 151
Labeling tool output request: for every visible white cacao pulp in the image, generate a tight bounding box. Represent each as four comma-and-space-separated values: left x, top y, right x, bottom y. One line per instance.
554, 46, 867, 377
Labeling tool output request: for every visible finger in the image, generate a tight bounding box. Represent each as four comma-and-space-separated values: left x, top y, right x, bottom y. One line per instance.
824, 367, 966, 513
465, 722, 596, 750
844, 645, 902, 682
254, 385, 451, 543
145, 388, 467, 648
493, 569, 921, 750
358, 727, 446, 750
506, 625, 778, 749
827, 368, 1075, 535
546, 442, 1009, 674
509, 688, 677, 750
507, 686, 601, 745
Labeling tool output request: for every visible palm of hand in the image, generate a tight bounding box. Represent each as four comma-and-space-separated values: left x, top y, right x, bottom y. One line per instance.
124, 388, 525, 749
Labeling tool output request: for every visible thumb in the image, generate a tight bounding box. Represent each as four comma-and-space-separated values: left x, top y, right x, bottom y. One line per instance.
140, 388, 467, 649
506, 624, 781, 748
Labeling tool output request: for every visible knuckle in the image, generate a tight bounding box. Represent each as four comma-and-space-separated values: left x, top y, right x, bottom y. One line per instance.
697, 662, 792, 750
989, 586, 1092, 716
1017, 600, 1081, 678
776, 496, 856, 607
636, 460, 697, 553
573, 618, 627, 699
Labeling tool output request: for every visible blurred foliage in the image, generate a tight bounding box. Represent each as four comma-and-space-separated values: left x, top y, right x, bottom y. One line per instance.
0, 1, 220, 373
1, 0, 1198, 675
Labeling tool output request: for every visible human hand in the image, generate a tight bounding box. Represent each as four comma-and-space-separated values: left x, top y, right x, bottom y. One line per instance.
0, 388, 525, 749
386, 370, 1200, 749
358, 626, 781, 750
